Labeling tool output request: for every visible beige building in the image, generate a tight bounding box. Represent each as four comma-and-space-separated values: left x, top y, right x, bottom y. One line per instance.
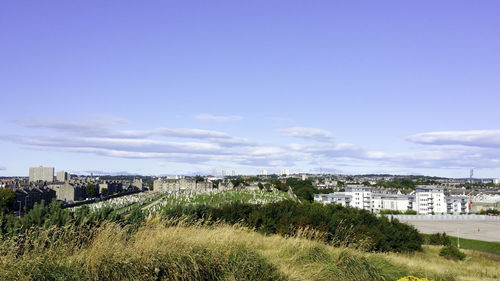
56, 171, 70, 182
29, 166, 54, 182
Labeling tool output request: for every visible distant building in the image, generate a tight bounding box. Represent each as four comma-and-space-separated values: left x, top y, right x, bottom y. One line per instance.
218, 180, 234, 190
56, 171, 70, 182
14, 187, 56, 210
445, 195, 470, 214
345, 185, 372, 211
315, 185, 462, 215
372, 194, 411, 213
279, 169, 290, 176
262, 169, 267, 176
231, 170, 235, 176
415, 186, 446, 215
131, 178, 143, 190
494, 178, 500, 185
314, 193, 351, 207
47, 182, 86, 202
29, 166, 54, 182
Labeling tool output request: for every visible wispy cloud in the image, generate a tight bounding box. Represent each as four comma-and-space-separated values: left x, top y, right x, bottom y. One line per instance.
14, 119, 252, 147
84, 170, 138, 176
279, 127, 334, 142
406, 130, 500, 148
0, 165, 5, 171
7, 117, 500, 173
194, 114, 243, 122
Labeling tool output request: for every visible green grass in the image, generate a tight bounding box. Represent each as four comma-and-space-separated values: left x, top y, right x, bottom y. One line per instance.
448, 236, 500, 255
1, 218, 499, 280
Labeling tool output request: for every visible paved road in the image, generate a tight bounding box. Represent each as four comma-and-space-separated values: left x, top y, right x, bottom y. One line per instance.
404, 220, 500, 242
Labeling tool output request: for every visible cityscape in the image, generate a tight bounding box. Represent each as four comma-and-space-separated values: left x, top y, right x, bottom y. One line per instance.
2, 1, 500, 280
4, 165, 500, 217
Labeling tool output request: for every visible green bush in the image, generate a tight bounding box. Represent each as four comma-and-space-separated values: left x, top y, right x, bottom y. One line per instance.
380, 210, 403, 215
439, 245, 466, 261
426, 233, 451, 246
162, 200, 423, 253
478, 208, 500, 215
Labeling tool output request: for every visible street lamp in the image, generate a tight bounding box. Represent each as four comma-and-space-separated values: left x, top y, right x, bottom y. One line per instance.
17, 200, 21, 219
24, 195, 29, 213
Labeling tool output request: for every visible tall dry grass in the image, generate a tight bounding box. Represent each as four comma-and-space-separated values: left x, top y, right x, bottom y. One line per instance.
0, 216, 498, 280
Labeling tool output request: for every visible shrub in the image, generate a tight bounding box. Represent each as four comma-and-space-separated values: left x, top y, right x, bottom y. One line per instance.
380, 210, 403, 215
162, 200, 423, 253
427, 233, 451, 246
439, 245, 466, 261
478, 208, 500, 215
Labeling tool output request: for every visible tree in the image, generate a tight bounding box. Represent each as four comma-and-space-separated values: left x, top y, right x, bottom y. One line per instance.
0, 188, 16, 213
100, 188, 109, 196
86, 183, 98, 198
258, 182, 264, 190
231, 177, 246, 187
194, 175, 204, 183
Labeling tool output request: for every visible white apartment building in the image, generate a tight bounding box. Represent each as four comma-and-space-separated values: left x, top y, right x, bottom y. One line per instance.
345, 185, 372, 211
372, 194, 411, 213
314, 193, 351, 207
315, 185, 469, 215
446, 195, 470, 214
29, 166, 54, 182
414, 186, 447, 215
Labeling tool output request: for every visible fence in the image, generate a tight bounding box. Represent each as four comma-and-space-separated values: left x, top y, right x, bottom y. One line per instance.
381, 214, 500, 221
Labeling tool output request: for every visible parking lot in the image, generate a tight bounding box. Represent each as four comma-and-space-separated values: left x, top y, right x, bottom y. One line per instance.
405, 220, 500, 242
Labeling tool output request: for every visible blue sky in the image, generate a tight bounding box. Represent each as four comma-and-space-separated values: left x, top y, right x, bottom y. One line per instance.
1, 1, 500, 177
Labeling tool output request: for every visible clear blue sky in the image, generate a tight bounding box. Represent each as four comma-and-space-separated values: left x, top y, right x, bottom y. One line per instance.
1, 1, 500, 177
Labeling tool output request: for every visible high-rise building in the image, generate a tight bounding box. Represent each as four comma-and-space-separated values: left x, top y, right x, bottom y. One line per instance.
29, 166, 54, 182
231, 170, 235, 176
262, 169, 267, 176
213, 169, 217, 176
279, 169, 290, 176
56, 171, 70, 182
222, 170, 226, 177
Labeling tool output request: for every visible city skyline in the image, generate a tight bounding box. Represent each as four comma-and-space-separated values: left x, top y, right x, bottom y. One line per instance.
2, 1, 500, 177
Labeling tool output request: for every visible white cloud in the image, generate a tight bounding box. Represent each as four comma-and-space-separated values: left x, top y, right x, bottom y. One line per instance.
14, 119, 252, 147
406, 130, 500, 148
8, 117, 500, 173
279, 127, 334, 142
194, 114, 243, 122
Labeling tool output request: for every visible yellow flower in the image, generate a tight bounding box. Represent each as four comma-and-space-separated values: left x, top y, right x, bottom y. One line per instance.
397, 276, 433, 281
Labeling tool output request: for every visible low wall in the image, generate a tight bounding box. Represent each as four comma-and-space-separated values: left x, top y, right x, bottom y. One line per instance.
382, 214, 500, 221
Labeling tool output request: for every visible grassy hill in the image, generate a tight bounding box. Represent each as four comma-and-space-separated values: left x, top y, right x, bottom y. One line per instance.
1, 217, 498, 281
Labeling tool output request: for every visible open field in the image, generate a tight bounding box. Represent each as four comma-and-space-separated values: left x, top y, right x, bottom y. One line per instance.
1, 217, 499, 281
404, 221, 500, 242
447, 236, 500, 255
